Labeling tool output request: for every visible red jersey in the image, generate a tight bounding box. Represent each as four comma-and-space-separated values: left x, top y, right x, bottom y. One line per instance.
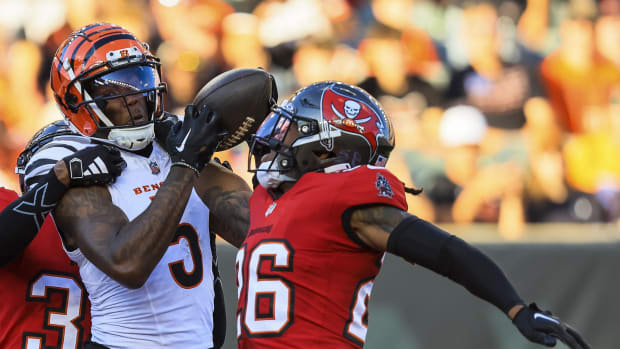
0, 187, 90, 349
237, 166, 407, 348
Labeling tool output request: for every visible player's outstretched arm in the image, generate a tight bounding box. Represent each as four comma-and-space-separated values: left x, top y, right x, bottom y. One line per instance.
0, 145, 125, 267
196, 159, 251, 248
54, 104, 221, 289
349, 205, 590, 349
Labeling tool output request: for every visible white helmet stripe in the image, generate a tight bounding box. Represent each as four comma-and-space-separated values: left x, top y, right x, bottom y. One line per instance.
83, 89, 115, 127
62, 58, 115, 127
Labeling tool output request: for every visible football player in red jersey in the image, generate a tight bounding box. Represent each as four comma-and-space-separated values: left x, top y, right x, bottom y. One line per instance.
237, 81, 590, 349
0, 121, 125, 348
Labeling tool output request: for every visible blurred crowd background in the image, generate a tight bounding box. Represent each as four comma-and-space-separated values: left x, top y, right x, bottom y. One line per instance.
1, 0, 620, 237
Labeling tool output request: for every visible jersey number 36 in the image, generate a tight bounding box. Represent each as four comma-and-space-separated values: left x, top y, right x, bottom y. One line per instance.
236, 239, 373, 346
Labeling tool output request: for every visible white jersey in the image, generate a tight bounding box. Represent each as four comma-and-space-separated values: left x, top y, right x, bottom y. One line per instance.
26, 140, 217, 348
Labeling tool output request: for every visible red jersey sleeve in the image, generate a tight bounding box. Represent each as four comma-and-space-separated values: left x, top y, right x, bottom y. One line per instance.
326, 165, 408, 249
0, 188, 19, 209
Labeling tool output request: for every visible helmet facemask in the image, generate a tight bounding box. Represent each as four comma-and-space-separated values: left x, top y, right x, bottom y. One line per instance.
248, 104, 345, 188
73, 59, 165, 151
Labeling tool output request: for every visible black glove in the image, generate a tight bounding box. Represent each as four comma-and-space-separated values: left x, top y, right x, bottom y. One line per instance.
513, 303, 590, 349
62, 145, 126, 186
154, 112, 180, 143
212, 157, 232, 171
165, 104, 222, 174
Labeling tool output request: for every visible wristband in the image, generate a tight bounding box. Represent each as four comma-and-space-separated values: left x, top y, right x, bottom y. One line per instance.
171, 161, 200, 176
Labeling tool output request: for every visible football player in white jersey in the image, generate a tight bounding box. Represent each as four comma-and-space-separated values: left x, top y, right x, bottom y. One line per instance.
25, 23, 253, 348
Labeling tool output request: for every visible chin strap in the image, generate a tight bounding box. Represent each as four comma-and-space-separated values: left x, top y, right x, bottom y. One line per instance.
256, 160, 297, 189
323, 163, 351, 173
107, 123, 155, 150
66, 117, 155, 152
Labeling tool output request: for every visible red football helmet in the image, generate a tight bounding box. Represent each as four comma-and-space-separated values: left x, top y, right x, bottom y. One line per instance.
249, 81, 394, 186
50, 23, 166, 150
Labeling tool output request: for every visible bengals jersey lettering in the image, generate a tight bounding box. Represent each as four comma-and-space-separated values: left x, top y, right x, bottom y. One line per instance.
0, 187, 91, 349
237, 165, 407, 348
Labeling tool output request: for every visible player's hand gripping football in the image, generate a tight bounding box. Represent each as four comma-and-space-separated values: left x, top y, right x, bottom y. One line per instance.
61, 145, 126, 186
212, 157, 232, 171
513, 303, 590, 349
154, 112, 180, 142
164, 104, 223, 174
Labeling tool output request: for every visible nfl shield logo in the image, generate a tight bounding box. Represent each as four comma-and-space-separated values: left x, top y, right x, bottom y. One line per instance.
149, 161, 160, 175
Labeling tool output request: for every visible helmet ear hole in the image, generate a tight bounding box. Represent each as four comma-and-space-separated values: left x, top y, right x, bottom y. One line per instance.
279, 158, 292, 169
65, 93, 77, 104
312, 150, 334, 160
65, 93, 78, 111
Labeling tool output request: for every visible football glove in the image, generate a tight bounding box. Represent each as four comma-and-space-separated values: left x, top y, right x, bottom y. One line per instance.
154, 112, 180, 143
212, 157, 232, 171
513, 303, 590, 349
62, 145, 126, 186
164, 104, 223, 174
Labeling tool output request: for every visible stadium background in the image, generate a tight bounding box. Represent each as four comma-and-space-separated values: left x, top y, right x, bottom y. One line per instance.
0, 0, 618, 347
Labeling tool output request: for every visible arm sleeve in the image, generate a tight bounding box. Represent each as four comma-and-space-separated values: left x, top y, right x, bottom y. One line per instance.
0, 170, 67, 267
386, 216, 524, 314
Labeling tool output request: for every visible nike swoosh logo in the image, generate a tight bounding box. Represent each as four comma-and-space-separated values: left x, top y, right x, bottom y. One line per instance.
534, 313, 561, 324
176, 130, 191, 152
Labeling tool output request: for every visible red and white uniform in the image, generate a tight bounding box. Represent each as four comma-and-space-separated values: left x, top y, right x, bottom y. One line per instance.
236, 166, 407, 348
0, 187, 90, 349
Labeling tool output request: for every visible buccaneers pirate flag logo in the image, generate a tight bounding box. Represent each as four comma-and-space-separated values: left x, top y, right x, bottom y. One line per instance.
320, 87, 387, 151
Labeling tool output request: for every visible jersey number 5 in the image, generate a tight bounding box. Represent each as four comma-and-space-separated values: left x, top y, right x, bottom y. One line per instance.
236, 240, 295, 338
24, 272, 86, 349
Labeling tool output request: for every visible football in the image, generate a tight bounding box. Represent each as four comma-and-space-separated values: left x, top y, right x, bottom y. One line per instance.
192, 68, 276, 151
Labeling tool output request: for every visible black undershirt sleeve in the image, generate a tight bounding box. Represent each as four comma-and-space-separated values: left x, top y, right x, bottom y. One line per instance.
386, 215, 524, 314
0, 170, 67, 267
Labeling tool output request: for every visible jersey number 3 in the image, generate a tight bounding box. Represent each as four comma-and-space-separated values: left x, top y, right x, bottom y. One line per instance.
24, 272, 86, 349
